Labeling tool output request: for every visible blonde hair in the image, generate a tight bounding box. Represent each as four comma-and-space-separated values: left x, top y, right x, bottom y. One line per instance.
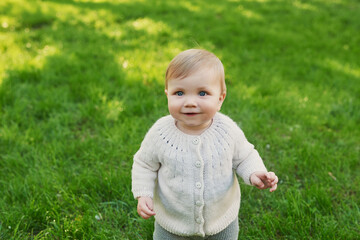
165, 49, 226, 93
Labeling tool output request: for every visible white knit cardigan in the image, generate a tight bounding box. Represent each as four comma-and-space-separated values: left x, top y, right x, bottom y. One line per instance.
131, 112, 267, 237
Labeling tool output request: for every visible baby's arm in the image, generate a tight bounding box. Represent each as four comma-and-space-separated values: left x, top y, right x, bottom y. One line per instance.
250, 171, 278, 192
132, 126, 160, 219
137, 196, 156, 219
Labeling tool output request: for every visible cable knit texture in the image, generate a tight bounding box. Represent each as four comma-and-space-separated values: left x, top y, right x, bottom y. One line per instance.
132, 112, 267, 237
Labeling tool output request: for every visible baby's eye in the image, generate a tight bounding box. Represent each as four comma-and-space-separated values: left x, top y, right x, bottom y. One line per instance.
199, 91, 207, 96
175, 91, 184, 96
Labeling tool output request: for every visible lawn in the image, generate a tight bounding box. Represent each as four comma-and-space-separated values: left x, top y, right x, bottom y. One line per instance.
0, 0, 359, 239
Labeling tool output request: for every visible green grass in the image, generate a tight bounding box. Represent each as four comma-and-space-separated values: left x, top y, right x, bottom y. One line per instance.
0, 0, 359, 239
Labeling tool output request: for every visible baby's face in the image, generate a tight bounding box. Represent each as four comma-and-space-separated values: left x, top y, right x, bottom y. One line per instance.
165, 68, 226, 135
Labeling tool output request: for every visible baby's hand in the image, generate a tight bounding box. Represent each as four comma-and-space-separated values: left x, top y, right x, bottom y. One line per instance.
250, 171, 278, 192
137, 196, 156, 219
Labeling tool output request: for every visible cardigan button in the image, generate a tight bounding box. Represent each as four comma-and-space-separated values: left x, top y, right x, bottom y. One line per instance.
196, 182, 202, 189
196, 218, 202, 224
192, 138, 200, 145
195, 161, 201, 168
196, 200, 202, 206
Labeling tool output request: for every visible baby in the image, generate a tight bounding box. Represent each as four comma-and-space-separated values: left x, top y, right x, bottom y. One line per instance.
132, 49, 278, 239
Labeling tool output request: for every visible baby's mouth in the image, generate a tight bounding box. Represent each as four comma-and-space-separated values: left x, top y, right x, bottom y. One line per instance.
183, 113, 199, 116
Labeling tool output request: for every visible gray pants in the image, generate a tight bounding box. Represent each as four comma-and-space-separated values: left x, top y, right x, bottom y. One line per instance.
153, 217, 239, 240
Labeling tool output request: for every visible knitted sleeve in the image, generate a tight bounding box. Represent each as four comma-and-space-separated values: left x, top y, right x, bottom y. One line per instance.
131, 123, 161, 199
231, 123, 267, 185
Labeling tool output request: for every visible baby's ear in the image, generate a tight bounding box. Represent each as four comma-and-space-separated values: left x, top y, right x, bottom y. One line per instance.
219, 91, 226, 102
165, 89, 168, 96
217, 92, 226, 111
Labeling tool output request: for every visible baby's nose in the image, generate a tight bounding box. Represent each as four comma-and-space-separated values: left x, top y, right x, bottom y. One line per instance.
184, 97, 197, 107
